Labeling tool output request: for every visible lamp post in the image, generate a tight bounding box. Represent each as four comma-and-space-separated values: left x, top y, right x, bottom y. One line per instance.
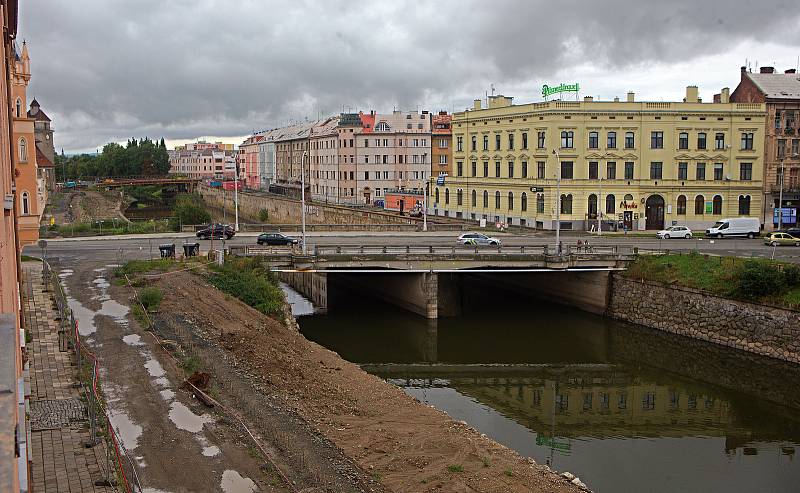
301, 150, 307, 254
553, 149, 561, 254
423, 179, 428, 232
234, 163, 240, 232
597, 173, 602, 236
778, 156, 785, 231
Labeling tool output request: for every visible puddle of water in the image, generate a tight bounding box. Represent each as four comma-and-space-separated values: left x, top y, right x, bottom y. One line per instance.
68, 297, 99, 336
99, 298, 129, 323
168, 401, 213, 433
153, 377, 170, 387
144, 358, 166, 378
142, 488, 172, 493
221, 470, 256, 493
196, 435, 221, 457
122, 334, 144, 346
159, 389, 175, 401
106, 408, 143, 450
58, 269, 73, 279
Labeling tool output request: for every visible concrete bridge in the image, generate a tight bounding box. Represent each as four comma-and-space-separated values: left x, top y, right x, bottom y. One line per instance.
230, 244, 635, 318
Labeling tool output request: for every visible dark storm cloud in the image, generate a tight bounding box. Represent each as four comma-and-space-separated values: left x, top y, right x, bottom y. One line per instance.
18, 0, 800, 151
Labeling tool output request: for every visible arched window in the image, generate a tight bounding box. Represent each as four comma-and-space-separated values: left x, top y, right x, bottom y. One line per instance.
560, 194, 573, 214
456, 189, 463, 206
15, 98, 21, 118
18, 138, 27, 162
624, 132, 635, 149
471, 189, 477, 207
695, 195, 705, 215
624, 193, 634, 202
738, 195, 751, 215
21, 191, 29, 215
434, 188, 439, 204
713, 195, 723, 215
606, 194, 616, 214
677, 195, 687, 215
560, 130, 574, 148
495, 191, 501, 209
508, 191, 514, 210
588, 194, 598, 218
375, 122, 390, 132
588, 131, 598, 149
521, 192, 528, 212
445, 188, 450, 205
536, 193, 545, 213
678, 132, 689, 149
483, 190, 488, 208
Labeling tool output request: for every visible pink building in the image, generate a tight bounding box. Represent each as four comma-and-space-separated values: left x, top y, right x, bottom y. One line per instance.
168, 141, 237, 180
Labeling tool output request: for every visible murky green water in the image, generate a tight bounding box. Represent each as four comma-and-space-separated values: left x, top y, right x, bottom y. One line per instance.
295, 285, 800, 493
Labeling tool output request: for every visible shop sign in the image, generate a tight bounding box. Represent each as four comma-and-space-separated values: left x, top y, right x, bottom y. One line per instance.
705, 201, 713, 214
542, 82, 580, 99
620, 201, 638, 209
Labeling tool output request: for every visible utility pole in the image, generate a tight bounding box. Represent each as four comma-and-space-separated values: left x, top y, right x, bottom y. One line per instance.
301, 150, 307, 254
423, 180, 428, 232
234, 164, 240, 232
553, 149, 561, 254
598, 173, 602, 236
778, 157, 785, 231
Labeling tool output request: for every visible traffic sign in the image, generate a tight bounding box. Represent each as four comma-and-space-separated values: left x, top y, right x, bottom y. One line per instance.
529, 186, 544, 192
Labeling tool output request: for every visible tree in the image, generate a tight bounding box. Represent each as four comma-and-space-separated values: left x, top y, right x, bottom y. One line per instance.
58, 136, 172, 179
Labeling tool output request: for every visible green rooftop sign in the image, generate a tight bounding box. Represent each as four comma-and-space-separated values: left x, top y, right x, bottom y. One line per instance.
542, 83, 580, 99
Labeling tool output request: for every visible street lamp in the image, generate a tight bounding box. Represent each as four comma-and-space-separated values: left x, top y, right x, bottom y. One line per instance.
552, 148, 561, 254
778, 153, 800, 231
301, 150, 308, 254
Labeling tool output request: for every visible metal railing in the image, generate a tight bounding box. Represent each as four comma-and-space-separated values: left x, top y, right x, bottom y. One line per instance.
45, 261, 142, 492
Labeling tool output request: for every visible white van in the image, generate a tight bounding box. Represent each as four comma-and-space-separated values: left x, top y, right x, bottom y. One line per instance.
705, 217, 761, 238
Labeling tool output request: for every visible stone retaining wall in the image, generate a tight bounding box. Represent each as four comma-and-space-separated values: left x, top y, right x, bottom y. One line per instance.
608, 273, 800, 364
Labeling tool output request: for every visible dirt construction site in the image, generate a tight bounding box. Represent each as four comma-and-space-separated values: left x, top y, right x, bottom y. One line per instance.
54, 252, 584, 493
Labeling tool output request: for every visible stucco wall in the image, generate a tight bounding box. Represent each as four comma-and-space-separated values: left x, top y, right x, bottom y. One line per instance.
608, 273, 800, 364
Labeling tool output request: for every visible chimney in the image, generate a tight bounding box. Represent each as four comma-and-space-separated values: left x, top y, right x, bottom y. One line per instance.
473, 99, 482, 110
439, 110, 447, 115
741, 66, 747, 75
583, 96, 593, 102
720, 87, 730, 103
786, 69, 797, 74
613, 97, 619, 102
684, 86, 699, 103
626, 91, 635, 102
760, 66, 775, 74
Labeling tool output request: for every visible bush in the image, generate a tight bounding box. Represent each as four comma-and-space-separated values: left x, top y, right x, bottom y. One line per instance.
783, 264, 800, 287
138, 287, 163, 311
208, 258, 283, 316
737, 261, 786, 300
258, 208, 269, 222
173, 193, 211, 225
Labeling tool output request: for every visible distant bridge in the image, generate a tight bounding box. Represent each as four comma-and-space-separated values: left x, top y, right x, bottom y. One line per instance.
230, 244, 635, 318
98, 177, 200, 191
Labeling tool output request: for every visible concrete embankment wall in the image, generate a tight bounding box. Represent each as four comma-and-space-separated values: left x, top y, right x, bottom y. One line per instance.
199, 185, 419, 226
608, 273, 800, 364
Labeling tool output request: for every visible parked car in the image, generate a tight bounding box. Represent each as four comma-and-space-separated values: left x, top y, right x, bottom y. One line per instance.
705, 217, 761, 238
196, 224, 234, 240
257, 232, 298, 246
656, 226, 693, 239
775, 227, 800, 237
764, 232, 800, 247
457, 232, 501, 246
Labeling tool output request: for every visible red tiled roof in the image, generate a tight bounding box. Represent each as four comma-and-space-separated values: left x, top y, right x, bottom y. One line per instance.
35, 146, 54, 168
359, 112, 375, 133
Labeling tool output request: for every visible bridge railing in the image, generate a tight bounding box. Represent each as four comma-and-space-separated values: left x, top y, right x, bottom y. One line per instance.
230, 243, 635, 257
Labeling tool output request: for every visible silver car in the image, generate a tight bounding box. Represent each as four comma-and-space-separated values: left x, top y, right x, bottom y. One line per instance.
457, 232, 501, 246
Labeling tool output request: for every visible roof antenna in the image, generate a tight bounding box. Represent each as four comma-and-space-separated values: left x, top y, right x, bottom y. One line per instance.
490, 84, 496, 97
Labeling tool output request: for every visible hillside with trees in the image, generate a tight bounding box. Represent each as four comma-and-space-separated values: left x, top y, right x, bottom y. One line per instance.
55, 137, 170, 180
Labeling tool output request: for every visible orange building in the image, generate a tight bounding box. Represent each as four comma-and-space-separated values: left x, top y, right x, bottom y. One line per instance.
431, 111, 452, 179
10, 40, 41, 245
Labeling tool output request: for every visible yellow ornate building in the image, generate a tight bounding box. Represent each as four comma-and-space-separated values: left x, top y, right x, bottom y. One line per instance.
432, 87, 765, 231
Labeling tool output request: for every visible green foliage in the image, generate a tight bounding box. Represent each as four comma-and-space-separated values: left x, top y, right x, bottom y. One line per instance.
131, 304, 151, 329
56, 137, 169, 180
173, 193, 211, 225
115, 259, 175, 277
182, 355, 201, 374
446, 465, 464, 473
138, 287, 163, 311
208, 257, 283, 316
737, 261, 786, 300
125, 185, 164, 203
784, 265, 800, 286
47, 219, 175, 236
259, 208, 269, 222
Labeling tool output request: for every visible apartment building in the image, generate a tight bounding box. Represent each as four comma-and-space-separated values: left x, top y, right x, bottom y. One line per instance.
731, 66, 800, 229
431, 111, 452, 179
435, 88, 765, 231
168, 140, 237, 180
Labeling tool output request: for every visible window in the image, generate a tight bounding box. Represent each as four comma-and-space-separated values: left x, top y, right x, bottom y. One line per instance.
589, 161, 598, 179
21, 191, 29, 215
697, 132, 707, 150
651, 131, 663, 149
714, 163, 723, 181
508, 134, 515, 150
435, 188, 440, 203
696, 163, 706, 180
483, 135, 489, 151
15, 98, 21, 118
560, 194, 573, 214
793, 139, 799, 157
495, 191, 501, 209
713, 133, 729, 152
642, 392, 656, 411
624, 161, 634, 180
483, 190, 488, 208
522, 161, 528, 178
740, 163, 752, 181
624, 132, 634, 149
537, 194, 545, 213
738, 195, 751, 215
678, 162, 688, 180
457, 189, 463, 206
588, 194, 598, 217
537, 131, 546, 148
522, 132, 528, 149
561, 161, 573, 179
679, 132, 688, 150
607, 131, 617, 149
471, 161, 477, 177
521, 192, 527, 211
561, 130, 574, 148
775, 111, 782, 129
456, 136, 462, 152
650, 162, 662, 180
741, 132, 754, 150
439, 154, 447, 165
508, 161, 514, 178
18, 138, 27, 162
471, 189, 476, 207
537, 161, 546, 179
495, 134, 501, 151
445, 188, 450, 204
677, 195, 687, 215
695, 195, 705, 214
457, 161, 463, 177
588, 131, 598, 149
713, 195, 722, 214
471, 135, 477, 151
606, 161, 616, 179
508, 191, 514, 210
493, 161, 500, 177
778, 139, 786, 159
606, 194, 615, 214
483, 161, 489, 177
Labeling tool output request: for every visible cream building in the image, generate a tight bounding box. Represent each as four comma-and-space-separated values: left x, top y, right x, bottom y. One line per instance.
433, 88, 766, 231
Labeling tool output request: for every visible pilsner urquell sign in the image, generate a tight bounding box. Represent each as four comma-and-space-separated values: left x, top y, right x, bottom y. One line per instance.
542, 83, 580, 98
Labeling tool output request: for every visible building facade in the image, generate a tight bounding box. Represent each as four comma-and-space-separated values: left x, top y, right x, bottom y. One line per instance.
431, 111, 452, 180
27, 99, 55, 192
168, 140, 237, 180
731, 66, 800, 230
433, 89, 765, 231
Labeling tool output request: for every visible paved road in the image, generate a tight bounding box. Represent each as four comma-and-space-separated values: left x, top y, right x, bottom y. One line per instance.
27, 231, 800, 262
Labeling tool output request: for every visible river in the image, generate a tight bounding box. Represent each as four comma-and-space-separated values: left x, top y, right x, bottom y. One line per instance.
287, 283, 800, 493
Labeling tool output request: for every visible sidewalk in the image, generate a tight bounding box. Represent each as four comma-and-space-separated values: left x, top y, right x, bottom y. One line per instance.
23, 263, 114, 493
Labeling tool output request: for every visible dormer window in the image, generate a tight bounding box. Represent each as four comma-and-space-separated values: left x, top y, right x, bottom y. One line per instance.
375, 121, 390, 132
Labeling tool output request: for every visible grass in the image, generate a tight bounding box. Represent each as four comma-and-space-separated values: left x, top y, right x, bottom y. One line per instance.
45, 218, 178, 237
371, 473, 382, 482
131, 304, 151, 329
207, 257, 283, 316
503, 468, 515, 477
481, 457, 491, 468
20, 255, 41, 262
138, 287, 163, 312
182, 355, 201, 374
114, 258, 175, 277
446, 464, 464, 473
626, 253, 800, 309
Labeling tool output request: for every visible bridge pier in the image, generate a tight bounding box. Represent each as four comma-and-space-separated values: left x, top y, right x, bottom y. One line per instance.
278, 271, 328, 313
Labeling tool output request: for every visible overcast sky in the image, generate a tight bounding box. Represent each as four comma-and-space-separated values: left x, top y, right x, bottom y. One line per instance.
19, 0, 800, 153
